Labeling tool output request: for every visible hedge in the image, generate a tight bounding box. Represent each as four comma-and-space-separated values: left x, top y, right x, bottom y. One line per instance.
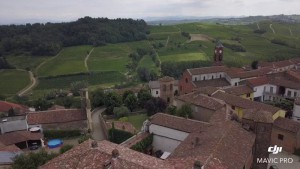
44, 130, 81, 139
131, 134, 153, 152
108, 128, 133, 144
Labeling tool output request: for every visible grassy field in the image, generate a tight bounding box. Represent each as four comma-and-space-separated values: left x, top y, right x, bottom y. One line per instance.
127, 114, 148, 130
36, 71, 126, 90
138, 55, 160, 73
6, 55, 51, 71
160, 52, 208, 63
37, 46, 92, 77
0, 70, 30, 97
88, 41, 152, 73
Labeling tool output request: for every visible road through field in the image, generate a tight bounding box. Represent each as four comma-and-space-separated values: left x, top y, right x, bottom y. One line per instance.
269, 24, 276, 34
84, 48, 94, 71
18, 71, 37, 96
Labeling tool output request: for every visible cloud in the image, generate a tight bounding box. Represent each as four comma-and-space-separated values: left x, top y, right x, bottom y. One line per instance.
0, 0, 299, 24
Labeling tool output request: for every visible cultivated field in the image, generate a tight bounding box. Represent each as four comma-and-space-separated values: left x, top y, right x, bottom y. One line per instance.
0, 70, 30, 97
37, 46, 92, 77
88, 41, 151, 73
6, 55, 51, 71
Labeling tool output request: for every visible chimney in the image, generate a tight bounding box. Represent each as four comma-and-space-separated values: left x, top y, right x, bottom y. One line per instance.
91, 140, 98, 148
193, 161, 203, 169
112, 149, 119, 159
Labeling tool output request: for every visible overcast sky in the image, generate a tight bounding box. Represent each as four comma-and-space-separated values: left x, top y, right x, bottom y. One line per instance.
0, 0, 299, 24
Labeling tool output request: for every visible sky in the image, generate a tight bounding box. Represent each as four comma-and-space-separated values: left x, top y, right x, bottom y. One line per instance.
0, 0, 299, 24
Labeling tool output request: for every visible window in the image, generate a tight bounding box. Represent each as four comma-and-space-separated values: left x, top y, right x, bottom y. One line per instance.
212, 76, 214, 80
156, 91, 158, 95
185, 78, 188, 83
170, 84, 173, 91
231, 106, 235, 110
294, 92, 297, 97
264, 86, 266, 91
246, 93, 251, 97
194, 77, 197, 81
287, 90, 291, 97
235, 82, 238, 86
270, 87, 274, 94
219, 75, 222, 78
163, 85, 166, 91
203, 76, 206, 80
278, 134, 284, 140
167, 97, 170, 103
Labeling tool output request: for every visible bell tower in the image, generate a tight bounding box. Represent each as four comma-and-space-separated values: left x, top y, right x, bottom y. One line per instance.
214, 40, 224, 66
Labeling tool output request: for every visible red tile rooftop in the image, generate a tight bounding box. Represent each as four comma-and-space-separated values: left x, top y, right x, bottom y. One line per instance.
273, 117, 300, 133
42, 139, 175, 169
0, 131, 42, 146
223, 85, 254, 96
0, 101, 28, 115
27, 109, 86, 125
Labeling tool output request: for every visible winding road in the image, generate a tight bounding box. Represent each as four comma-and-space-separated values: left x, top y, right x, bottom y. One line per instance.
91, 107, 107, 141
84, 48, 94, 71
18, 71, 37, 96
269, 24, 276, 34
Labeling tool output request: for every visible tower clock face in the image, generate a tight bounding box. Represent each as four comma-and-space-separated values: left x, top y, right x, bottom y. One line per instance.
219, 50, 222, 54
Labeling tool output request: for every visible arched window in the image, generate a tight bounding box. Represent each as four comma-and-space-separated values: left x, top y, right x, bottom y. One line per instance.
185, 78, 188, 83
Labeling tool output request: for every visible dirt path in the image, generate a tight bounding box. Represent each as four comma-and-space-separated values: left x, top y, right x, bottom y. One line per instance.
165, 36, 170, 47
289, 28, 293, 36
256, 23, 260, 30
18, 71, 37, 96
84, 48, 94, 71
35, 49, 63, 74
269, 24, 276, 34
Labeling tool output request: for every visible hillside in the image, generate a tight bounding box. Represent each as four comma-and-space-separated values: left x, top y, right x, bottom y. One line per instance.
1, 18, 300, 99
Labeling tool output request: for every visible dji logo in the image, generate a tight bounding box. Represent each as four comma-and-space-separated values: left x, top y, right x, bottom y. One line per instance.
268, 145, 282, 154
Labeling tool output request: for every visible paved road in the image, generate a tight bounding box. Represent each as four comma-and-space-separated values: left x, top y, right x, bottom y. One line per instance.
91, 107, 107, 141
18, 71, 37, 96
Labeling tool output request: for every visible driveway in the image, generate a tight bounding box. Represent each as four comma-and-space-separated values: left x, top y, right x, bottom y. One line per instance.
91, 107, 107, 141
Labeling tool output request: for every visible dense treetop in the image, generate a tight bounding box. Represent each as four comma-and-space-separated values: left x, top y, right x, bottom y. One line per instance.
0, 17, 148, 56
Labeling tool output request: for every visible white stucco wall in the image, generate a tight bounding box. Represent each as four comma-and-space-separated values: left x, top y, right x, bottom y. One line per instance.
285, 88, 300, 98
192, 72, 225, 82
152, 135, 182, 153
149, 124, 189, 153
151, 89, 160, 97
293, 104, 300, 120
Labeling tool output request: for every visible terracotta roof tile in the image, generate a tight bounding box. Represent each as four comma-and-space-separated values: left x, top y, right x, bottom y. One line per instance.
223, 85, 253, 96
273, 117, 300, 133
243, 109, 274, 123
0, 144, 21, 152
212, 91, 281, 114
159, 76, 175, 82
150, 113, 209, 133
149, 81, 160, 89
193, 78, 231, 88
0, 131, 42, 146
42, 139, 175, 169
246, 76, 269, 87
188, 66, 228, 75
176, 91, 225, 111
27, 109, 86, 125
0, 101, 28, 115
169, 121, 255, 169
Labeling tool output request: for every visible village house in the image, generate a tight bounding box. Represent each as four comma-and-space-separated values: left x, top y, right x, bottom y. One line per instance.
271, 117, 300, 153
149, 76, 179, 103
173, 91, 226, 122
294, 97, 300, 121
0, 101, 30, 116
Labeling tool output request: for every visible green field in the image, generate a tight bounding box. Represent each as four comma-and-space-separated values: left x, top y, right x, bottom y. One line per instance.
0, 70, 30, 97
88, 41, 151, 73
160, 52, 208, 63
37, 46, 92, 77
36, 71, 125, 90
6, 55, 51, 71
127, 114, 148, 130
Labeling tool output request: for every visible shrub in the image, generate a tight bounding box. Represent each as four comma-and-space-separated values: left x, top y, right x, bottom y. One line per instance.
119, 117, 129, 122
78, 134, 90, 144
253, 29, 266, 34
44, 130, 81, 139
176, 104, 193, 118
114, 106, 130, 118
60, 144, 73, 154
131, 134, 153, 152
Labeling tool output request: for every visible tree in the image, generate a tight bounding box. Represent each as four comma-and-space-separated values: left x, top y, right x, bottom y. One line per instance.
144, 97, 167, 116
113, 106, 130, 118
104, 92, 122, 114
122, 90, 135, 102
8, 107, 15, 117
124, 93, 138, 112
91, 89, 105, 109
70, 81, 88, 96
176, 104, 193, 118
12, 150, 58, 169
167, 106, 177, 115
33, 98, 53, 111
251, 60, 259, 69
137, 89, 152, 107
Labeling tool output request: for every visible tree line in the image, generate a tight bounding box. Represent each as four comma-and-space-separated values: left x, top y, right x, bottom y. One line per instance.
0, 17, 149, 57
